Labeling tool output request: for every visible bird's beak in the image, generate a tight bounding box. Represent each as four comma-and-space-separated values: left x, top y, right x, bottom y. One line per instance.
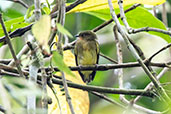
75, 34, 79, 37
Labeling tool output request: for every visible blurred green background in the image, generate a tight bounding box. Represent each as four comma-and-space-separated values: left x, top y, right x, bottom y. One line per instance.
0, 0, 171, 114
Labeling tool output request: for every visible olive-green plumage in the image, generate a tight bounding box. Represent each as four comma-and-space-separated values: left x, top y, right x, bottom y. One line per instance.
74, 31, 99, 83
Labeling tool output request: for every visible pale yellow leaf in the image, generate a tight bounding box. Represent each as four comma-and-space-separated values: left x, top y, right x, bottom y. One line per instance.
48, 50, 89, 114
69, 0, 166, 13
32, 15, 51, 47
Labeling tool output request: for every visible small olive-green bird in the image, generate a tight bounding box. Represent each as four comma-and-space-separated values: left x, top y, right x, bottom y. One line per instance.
74, 31, 99, 83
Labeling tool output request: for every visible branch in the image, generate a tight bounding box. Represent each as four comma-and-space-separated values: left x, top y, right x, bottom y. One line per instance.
133, 67, 170, 103
0, 105, 5, 113
147, 43, 171, 62
162, 2, 168, 27
0, 24, 32, 44
52, 78, 155, 97
0, 59, 11, 65
8, 44, 29, 66
108, 0, 171, 103
56, 0, 75, 113
129, 27, 171, 36
66, 0, 87, 12
91, 91, 126, 109
92, 4, 141, 32
0, 4, 141, 45
118, 0, 130, 30
7, 0, 29, 8
0, 13, 24, 77
99, 53, 118, 64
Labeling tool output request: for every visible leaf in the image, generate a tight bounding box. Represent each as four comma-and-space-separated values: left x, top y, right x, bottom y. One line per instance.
48, 50, 89, 114
52, 51, 75, 77
0, 16, 29, 37
56, 23, 73, 38
24, 5, 35, 19
85, 6, 171, 43
42, 6, 51, 15
124, 7, 171, 43
32, 15, 51, 47
68, 0, 165, 13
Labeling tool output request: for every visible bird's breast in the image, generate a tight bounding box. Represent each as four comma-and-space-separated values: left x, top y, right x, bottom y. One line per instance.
78, 41, 97, 65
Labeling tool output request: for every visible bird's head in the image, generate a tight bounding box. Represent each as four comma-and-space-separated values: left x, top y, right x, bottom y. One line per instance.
75, 31, 97, 41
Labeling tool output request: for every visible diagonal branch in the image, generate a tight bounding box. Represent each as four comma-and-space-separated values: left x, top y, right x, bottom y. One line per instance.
0, 13, 24, 78
0, 4, 141, 45
108, 0, 170, 103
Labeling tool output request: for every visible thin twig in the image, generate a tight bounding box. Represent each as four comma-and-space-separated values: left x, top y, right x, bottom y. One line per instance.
91, 91, 126, 109
92, 4, 141, 32
147, 43, 171, 62
8, 44, 29, 66
114, 25, 131, 112
41, 68, 48, 110
118, 0, 130, 30
0, 59, 11, 65
129, 27, 171, 35
52, 78, 155, 97
0, 69, 20, 77
7, 0, 29, 8
153, 6, 157, 17
66, 0, 87, 12
162, 2, 168, 27
133, 67, 170, 103
47, 80, 62, 114
99, 53, 118, 64
0, 4, 140, 44
0, 105, 5, 113
26, 41, 40, 114
1, 61, 171, 77
0, 13, 24, 78
108, 0, 170, 103
56, 0, 75, 113
34, 0, 41, 21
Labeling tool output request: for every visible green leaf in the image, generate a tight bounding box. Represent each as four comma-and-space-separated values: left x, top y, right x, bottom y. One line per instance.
56, 23, 73, 38
69, 0, 165, 13
0, 16, 30, 37
86, 9, 111, 21
85, 6, 171, 43
124, 7, 171, 43
42, 6, 51, 15
25, 5, 35, 19
85, 5, 130, 20
52, 51, 75, 77
32, 15, 51, 47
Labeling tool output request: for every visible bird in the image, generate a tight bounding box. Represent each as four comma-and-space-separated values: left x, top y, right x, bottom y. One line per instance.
74, 30, 99, 83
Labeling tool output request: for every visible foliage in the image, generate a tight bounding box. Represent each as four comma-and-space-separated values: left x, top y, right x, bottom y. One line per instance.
0, 0, 171, 114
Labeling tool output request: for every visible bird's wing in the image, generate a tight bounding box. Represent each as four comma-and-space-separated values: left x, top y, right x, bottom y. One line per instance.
74, 43, 78, 66
96, 41, 100, 64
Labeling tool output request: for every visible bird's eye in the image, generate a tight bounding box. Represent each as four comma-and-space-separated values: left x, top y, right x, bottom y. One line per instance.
81, 34, 85, 37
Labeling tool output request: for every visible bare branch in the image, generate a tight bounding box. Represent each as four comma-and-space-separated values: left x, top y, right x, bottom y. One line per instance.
0, 13, 24, 78
66, 0, 87, 12
133, 67, 170, 103
91, 91, 126, 109
7, 0, 29, 8
93, 4, 141, 32
118, 0, 130, 30
108, 0, 170, 103
52, 78, 155, 97
129, 27, 171, 35
162, 2, 168, 27
147, 43, 171, 62
8, 44, 29, 66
